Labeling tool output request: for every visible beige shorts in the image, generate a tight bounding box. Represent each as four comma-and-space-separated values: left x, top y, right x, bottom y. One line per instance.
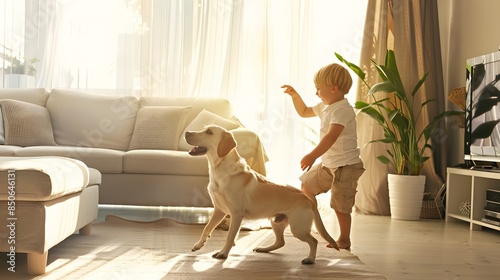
299, 162, 365, 213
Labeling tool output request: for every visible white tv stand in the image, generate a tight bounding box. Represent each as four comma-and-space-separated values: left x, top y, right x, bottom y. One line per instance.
446, 167, 500, 231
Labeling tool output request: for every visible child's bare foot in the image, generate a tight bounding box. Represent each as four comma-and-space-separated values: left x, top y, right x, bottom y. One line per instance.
333, 239, 351, 249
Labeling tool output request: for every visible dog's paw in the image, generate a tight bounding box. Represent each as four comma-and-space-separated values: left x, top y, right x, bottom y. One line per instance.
191, 242, 205, 252
212, 251, 228, 259
301, 257, 315, 265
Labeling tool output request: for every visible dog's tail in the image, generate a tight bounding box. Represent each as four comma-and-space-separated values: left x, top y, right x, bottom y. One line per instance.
312, 206, 340, 250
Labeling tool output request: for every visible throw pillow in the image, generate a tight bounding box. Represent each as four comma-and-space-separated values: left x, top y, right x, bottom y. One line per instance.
178, 109, 240, 151
0, 99, 57, 146
128, 106, 191, 150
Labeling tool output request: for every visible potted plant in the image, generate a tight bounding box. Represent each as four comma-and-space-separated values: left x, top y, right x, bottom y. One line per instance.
4, 55, 38, 76
2, 54, 38, 87
335, 49, 463, 220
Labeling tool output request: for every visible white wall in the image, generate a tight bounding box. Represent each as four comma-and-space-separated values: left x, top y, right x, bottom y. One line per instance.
438, 0, 500, 166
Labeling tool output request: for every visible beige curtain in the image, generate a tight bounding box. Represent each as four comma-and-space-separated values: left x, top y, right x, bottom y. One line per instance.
355, 0, 446, 215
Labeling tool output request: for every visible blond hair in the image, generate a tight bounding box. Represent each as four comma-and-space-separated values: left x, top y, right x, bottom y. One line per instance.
313, 63, 352, 93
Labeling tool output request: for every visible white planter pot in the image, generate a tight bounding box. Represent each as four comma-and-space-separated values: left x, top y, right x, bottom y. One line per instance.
388, 174, 426, 220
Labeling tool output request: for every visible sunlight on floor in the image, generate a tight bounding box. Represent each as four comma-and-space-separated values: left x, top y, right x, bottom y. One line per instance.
327, 258, 342, 266
191, 227, 274, 272
192, 253, 219, 272
222, 255, 247, 269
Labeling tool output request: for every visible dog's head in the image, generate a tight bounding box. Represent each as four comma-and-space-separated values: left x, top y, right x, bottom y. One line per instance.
185, 125, 237, 158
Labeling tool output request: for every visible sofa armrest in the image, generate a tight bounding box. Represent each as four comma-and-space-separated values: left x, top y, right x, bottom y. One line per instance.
230, 127, 269, 176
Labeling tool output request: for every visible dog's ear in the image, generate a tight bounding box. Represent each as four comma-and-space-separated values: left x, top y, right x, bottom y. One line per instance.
217, 131, 237, 158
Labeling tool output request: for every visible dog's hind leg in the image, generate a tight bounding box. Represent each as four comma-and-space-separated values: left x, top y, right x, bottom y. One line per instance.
289, 211, 318, 264
293, 230, 318, 265
253, 214, 288, 253
213, 212, 243, 259
192, 207, 226, 252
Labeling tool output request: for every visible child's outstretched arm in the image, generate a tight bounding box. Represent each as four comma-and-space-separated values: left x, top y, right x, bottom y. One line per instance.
281, 85, 315, 118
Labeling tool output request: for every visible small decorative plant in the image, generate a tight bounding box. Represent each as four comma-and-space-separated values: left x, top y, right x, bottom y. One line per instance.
336, 49, 463, 175
3, 55, 38, 76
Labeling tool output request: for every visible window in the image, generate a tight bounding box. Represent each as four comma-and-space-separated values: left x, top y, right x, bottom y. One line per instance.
1, 0, 367, 183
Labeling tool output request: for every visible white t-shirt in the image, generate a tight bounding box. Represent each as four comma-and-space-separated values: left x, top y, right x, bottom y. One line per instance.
312, 99, 362, 168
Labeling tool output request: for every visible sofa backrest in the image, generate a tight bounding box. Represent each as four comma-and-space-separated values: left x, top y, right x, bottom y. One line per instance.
139, 96, 233, 129
46, 89, 140, 151
0, 88, 50, 106
0, 88, 236, 151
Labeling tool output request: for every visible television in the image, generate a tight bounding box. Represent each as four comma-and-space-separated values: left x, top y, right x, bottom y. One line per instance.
464, 51, 500, 167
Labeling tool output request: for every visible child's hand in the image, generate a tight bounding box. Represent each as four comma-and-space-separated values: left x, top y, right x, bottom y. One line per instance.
281, 85, 298, 97
300, 154, 316, 171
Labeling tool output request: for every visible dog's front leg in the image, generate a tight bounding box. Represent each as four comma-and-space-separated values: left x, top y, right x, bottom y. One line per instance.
213, 212, 243, 259
192, 207, 226, 252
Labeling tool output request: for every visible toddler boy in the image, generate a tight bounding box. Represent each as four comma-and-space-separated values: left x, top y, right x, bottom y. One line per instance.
282, 63, 365, 249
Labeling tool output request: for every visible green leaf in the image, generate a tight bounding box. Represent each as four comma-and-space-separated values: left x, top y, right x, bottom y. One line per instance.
411, 71, 429, 97
360, 106, 385, 124
372, 60, 388, 81
335, 52, 365, 80
368, 81, 396, 95
389, 110, 409, 131
421, 98, 436, 107
369, 138, 398, 144
376, 155, 391, 164
354, 101, 369, 109
384, 49, 402, 83
384, 50, 401, 81
375, 64, 407, 100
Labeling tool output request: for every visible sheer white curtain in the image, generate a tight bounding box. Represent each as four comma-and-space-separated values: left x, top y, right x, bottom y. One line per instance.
1, 0, 367, 184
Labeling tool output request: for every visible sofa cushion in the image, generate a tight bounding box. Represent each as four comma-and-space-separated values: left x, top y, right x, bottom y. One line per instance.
0, 156, 90, 201
178, 109, 240, 151
139, 97, 233, 131
46, 89, 139, 151
0, 88, 50, 145
0, 145, 22, 156
13, 146, 124, 173
128, 106, 191, 150
0, 99, 57, 147
123, 149, 209, 175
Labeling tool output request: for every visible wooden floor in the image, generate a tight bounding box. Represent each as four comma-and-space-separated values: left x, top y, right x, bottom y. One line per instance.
97, 204, 500, 280
330, 213, 500, 280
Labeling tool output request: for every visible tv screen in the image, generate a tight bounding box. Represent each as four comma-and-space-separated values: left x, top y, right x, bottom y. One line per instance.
464, 51, 500, 164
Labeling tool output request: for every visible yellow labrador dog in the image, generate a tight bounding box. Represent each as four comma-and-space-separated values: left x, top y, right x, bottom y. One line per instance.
185, 125, 339, 264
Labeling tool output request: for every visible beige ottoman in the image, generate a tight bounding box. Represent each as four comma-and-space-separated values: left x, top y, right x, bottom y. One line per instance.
0, 156, 100, 275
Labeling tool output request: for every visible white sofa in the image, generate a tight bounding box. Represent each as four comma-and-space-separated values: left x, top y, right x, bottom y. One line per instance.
0, 88, 268, 207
